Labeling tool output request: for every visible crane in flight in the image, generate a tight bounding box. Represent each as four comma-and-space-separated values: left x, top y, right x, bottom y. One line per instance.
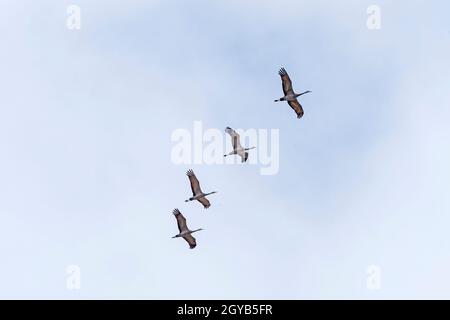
171, 209, 203, 249
224, 127, 255, 163
185, 169, 217, 209
274, 67, 311, 119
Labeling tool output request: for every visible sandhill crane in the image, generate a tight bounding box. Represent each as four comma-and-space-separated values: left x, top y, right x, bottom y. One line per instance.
224, 127, 255, 163
185, 169, 217, 209
274, 67, 311, 119
172, 209, 203, 249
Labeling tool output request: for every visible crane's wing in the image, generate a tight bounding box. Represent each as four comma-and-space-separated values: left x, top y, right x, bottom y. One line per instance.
197, 196, 211, 209
225, 127, 243, 150
182, 234, 197, 249
288, 99, 304, 119
186, 169, 202, 196
279, 67, 294, 96
173, 209, 188, 233
240, 152, 249, 163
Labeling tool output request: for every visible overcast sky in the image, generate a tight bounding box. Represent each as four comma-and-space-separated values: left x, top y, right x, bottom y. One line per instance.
0, 0, 450, 299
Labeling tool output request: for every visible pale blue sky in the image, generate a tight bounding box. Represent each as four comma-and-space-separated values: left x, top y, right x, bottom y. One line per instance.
1, 0, 450, 299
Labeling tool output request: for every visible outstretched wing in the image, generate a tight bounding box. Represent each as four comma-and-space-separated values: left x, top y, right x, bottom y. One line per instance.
288, 99, 304, 119
173, 209, 188, 233
225, 127, 243, 150
186, 169, 202, 196
182, 234, 197, 249
279, 67, 294, 96
197, 196, 211, 209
